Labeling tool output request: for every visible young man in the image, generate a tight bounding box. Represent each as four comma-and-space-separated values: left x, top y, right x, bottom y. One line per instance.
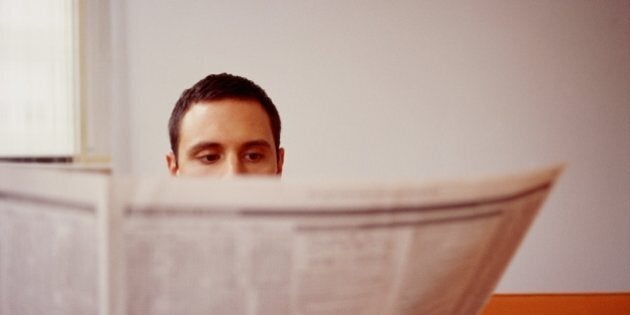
166, 73, 284, 177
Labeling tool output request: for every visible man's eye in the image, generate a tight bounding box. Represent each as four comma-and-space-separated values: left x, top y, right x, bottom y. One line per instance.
244, 152, 264, 162
199, 154, 221, 163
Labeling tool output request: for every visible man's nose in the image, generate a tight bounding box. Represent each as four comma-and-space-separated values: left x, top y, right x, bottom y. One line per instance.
224, 154, 245, 176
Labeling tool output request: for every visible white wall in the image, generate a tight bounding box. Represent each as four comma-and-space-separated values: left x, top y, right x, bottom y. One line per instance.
106, 0, 630, 292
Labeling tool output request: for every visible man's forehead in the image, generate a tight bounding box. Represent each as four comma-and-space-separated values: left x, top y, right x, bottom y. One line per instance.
191, 96, 260, 108
179, 98, 275, 147
187, 98, 267, 117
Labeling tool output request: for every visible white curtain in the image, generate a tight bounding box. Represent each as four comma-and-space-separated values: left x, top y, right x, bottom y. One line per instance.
0, 0, 78, 157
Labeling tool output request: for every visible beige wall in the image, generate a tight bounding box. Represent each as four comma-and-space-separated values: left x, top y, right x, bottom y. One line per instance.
101, 0, 630, 292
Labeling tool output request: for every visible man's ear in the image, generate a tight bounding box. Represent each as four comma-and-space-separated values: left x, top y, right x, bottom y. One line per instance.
166, 152, 179, 176
276, 148, 285, 175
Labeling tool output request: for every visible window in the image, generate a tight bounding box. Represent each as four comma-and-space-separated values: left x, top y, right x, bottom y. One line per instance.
0, 0, 79, 159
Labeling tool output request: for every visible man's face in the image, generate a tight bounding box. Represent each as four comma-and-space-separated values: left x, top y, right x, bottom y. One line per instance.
166, 98, 284, 177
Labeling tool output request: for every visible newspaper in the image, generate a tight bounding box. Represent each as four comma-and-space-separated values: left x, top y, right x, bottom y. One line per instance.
0, 164, 563, 315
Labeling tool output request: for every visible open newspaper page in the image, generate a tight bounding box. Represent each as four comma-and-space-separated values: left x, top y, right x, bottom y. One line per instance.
0, 165, 109, 315
112, 165, 562, 315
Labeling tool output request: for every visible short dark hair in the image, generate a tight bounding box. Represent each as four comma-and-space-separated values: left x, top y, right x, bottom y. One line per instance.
168, 73, 281, 158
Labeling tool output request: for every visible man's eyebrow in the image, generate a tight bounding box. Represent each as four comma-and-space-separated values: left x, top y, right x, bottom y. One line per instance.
187, 142, 223, 156
242, 140, 273, 149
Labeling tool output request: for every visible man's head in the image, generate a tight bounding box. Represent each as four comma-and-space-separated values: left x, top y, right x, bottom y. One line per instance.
166, 73, 284, 177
